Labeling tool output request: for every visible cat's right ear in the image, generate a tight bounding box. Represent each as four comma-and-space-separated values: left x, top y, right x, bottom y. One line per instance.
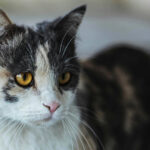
0, 9, 12, 28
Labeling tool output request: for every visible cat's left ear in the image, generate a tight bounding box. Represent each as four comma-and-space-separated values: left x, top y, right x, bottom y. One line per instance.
0, 9, 12, 28
54, 5, 86, 36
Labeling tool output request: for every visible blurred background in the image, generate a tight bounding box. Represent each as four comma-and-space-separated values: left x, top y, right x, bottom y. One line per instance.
1, 0, 150, 59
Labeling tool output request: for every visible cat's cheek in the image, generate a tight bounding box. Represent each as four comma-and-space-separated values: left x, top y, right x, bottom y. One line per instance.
0, 98, 21, 120
1, 94, 46, 124
61, 90, 76, 105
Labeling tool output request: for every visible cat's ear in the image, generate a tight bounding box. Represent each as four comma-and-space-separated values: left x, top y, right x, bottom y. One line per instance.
0, 9, 12, 28
54, 5, 86, 36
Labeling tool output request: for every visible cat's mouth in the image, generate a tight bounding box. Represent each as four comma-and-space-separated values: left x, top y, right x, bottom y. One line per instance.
34, 116, 52, 124
30, 114, 52, 125
29, 113, 60, 127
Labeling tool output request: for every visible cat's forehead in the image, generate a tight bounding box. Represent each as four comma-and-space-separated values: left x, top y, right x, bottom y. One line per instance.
0, 24, 78, 76
0, 25, 26, 50
0, 25, 40, 74
0, 4, 86, 76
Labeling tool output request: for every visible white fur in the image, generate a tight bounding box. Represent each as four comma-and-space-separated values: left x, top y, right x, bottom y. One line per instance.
0, 44, 81, 150
0, 111, 80, 150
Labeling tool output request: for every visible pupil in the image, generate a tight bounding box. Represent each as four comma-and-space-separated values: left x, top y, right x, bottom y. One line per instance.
23, 73, 27, 81
62, 74, 66, 80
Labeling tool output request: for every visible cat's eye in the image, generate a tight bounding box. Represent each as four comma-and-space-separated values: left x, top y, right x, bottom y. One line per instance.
15, 72, 33, 87
59, 72, 71, 86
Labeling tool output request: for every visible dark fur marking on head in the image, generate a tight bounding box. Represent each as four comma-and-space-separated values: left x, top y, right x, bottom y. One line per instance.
3, 79, 18, 102
5, 94, 18, 102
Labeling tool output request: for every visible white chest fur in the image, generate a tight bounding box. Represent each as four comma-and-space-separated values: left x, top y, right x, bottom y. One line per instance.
0, 119, 79, 150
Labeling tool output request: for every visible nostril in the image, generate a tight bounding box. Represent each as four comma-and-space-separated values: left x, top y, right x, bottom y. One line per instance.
43, 102, 60, 113
43, 104, 51, 111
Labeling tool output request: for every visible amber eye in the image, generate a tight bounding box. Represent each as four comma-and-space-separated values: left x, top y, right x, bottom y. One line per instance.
59, 72, 71, 85
15, 72, 33, 87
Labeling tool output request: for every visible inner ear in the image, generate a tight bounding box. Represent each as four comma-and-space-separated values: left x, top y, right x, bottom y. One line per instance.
0, 9, 12, 28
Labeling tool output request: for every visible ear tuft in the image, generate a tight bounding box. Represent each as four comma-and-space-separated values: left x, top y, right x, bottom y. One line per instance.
0, 9, 12, 28
70, 4, 87, 16
67, 4, 86, 27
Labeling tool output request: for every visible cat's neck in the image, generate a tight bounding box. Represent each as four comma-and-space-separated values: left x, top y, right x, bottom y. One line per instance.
0, 112, 80, 150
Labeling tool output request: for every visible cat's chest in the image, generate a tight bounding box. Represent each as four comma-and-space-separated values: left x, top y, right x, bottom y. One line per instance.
0, 125, 73, 150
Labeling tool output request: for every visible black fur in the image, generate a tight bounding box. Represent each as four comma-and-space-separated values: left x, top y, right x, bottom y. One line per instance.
3, 79, 18, 102
78, 45, 150, 150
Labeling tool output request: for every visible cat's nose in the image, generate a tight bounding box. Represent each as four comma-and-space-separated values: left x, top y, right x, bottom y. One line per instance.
43, 101, 60, 113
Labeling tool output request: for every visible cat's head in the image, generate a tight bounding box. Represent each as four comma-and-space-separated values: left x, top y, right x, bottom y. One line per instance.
0, 5, 86, 127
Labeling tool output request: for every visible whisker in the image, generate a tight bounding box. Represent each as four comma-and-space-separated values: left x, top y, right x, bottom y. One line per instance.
26, 43, 34, 64
63, 119, 74, 150
64, 68, 79, 73
65, 56, 78, 63
65, 118, 80, 150
15, 123, 25, 145
65, 64, 80, 69
0, 119, 12, 131
66, 118, 86, 150
62, 35, 76, 58
68, 118, 93, 150
70, 106, 97, 120
3, 121, 19, 144
9, 122, 22, 146
69, 112, 105, 150
59, 27, 73, 55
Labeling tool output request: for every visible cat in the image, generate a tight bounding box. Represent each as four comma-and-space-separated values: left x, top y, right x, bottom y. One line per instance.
0, 4, 150, 150
0, 5, 87, 150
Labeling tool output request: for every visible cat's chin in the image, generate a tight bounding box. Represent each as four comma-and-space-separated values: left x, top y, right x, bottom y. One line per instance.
27, 117, 62, 128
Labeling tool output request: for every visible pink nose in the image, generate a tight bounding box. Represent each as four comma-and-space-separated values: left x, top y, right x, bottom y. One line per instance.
43, 102, 60, 113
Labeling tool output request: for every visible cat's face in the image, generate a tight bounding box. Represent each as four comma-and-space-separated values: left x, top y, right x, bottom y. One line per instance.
0, 6, 86, 127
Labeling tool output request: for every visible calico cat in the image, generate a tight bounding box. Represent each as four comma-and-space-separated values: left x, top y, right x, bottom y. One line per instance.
0, 5, 149, 150
0, 5, 86, 150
